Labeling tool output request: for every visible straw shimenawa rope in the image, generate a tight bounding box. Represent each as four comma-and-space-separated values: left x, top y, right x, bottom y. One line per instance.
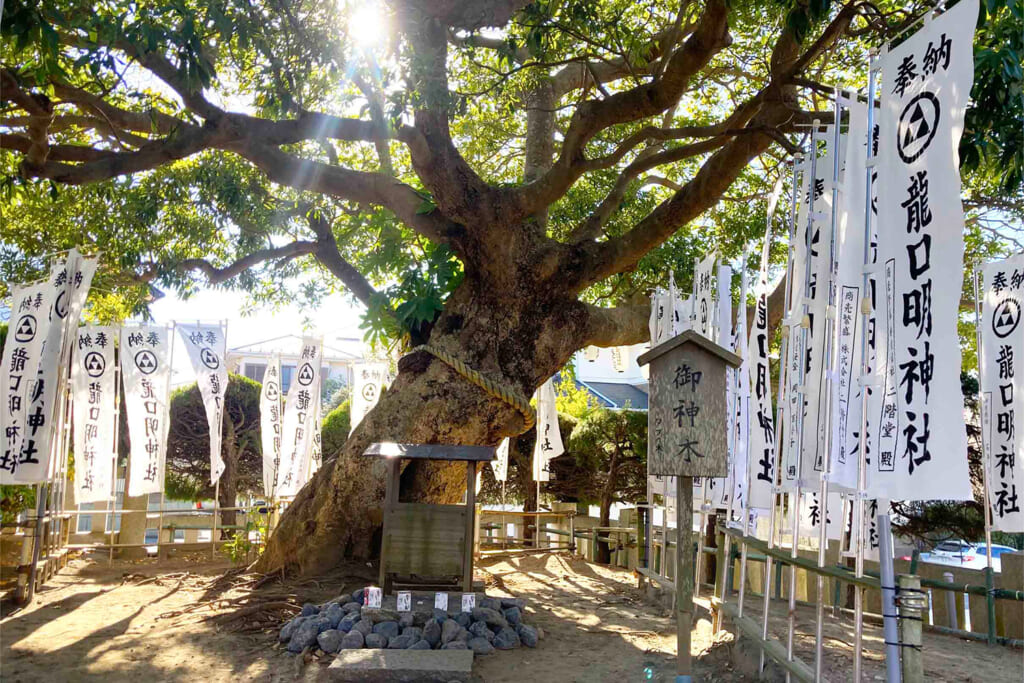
407, 344, 536, 429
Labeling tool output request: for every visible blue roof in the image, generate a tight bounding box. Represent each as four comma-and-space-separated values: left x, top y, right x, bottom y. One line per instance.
576, 380, 648, 410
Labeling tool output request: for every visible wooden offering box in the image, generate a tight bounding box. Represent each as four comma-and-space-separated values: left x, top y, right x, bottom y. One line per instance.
363, 443, 495, 594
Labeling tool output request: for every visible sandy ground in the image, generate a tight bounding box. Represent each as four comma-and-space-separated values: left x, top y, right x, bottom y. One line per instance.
1, 550, 1020, 682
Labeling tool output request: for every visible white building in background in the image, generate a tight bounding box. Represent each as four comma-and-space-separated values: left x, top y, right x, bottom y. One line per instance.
572, 343, 650, 410
226, 334, 363, 393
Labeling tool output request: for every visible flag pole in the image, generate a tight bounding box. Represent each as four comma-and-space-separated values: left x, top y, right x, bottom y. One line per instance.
787, 121, 820, 682
972, 268, 994, 572
158, 322, 176, 558
109, 357, 122, 567
759, 154, 801, 673
853, 48, 881, 682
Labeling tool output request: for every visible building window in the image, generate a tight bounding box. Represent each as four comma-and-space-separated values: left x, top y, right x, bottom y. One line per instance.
147, 492, 161, 511
106, 478, 124, 533
281, 365, 296, 394
76, 503, 94, 533
173, 529, 185, 543
143, 528, 159, 545
197, 529, 212, 542
244, 363, 267, 383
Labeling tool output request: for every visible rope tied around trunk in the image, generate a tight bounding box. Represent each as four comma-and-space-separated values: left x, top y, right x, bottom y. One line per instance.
407, 344, 536, 430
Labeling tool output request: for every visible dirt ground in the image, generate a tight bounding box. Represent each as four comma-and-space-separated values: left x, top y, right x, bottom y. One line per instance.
1, 550, 1020, 682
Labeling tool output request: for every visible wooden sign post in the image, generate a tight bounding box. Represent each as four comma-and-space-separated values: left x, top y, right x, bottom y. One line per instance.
638, 330, 741, 683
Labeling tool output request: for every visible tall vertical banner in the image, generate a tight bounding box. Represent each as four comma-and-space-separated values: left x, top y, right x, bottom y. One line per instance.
71, 326, 117, 504
982, 255, 1023, 531
694, 254, 717, 339
307, 400, 323, 478
350, 363, 390, 434
177, 324, 228, 485
533, 377, 564, 482
1, 279, 54, 481
872, 0, 976, 500
260, 354, 283, 496
122, 326, 172, 497
492, 437, 509, 482
276, 338, 322, 497
799, 490, 843, 540
729, 263, 751, 516
830, 100, 880, 492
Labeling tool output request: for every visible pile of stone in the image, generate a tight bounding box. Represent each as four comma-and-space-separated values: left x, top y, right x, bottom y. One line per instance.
279, 589, 542, 657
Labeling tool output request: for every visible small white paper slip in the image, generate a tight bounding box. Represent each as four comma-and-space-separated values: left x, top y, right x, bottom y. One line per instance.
434, 592, 448, 611
366, 586, 383, 609
461, 593, 476, 613
397, 591, 411, 612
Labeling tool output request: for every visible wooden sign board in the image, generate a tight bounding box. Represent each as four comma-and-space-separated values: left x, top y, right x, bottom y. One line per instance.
638, 330, 741, 478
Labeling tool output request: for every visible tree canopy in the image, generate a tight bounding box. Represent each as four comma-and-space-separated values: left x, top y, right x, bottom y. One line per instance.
2, 0, 1021, 574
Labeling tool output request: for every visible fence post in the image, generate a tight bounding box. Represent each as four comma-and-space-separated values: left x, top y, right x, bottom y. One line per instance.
897, 574, 924, 683
712, 526, 726, 631
568, 512, 576, 554
942, 572, 958, 630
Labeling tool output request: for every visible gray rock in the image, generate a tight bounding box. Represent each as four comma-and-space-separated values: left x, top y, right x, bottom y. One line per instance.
317, 629, 343, 654
364, 633, 388, 649
338, 612, 361, 633
351, 588, 365, 604
500, 597, 526, 610
314, 617, 333, 634
441, 618, 462, 644
454, 627, 470, 643
467, 637, 495, 655
362, 608, 401, 623
468, 621, 491, 639
409, 639, 432, 650
454, 612, 471, 628
287, 619, 320, 653
373, 621, 400, 639
432, 608, 449, 623
517, 624, 539, 648
325, 603, 344, 628
300, 603, 320, 617
279, 616, 307, 643
411, 610, 432, 627
423, 619, 442, 647
503, 606, 522, 626
354, 617, 374, 637
479, 597, 502, 611
341, 601, 362, 614
387, 633, 419, 649
471, 607, 508, 630
493, 627, 521, 650
442, 640, 468, 650
340, 630, 365, 649
398, 612, 415, 629
402, 626, 423, 640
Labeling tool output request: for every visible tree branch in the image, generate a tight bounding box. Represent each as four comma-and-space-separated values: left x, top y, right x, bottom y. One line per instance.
305, 211, 383, 308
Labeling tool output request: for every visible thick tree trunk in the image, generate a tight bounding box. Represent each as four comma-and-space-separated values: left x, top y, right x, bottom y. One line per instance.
596, 497, 613, 564
257, 272, 592, 575
218, 420, 239, 538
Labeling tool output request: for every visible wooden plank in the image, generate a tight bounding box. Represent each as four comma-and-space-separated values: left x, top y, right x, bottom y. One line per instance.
463, 461, 476, 592
384, 504, 467, 577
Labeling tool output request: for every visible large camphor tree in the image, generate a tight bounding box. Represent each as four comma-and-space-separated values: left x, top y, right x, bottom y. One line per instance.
1, 0, 1020, 573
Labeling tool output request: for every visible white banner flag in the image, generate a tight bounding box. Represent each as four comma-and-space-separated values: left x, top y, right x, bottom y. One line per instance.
72, 326, 117, 504
729, 262, 751, 516
122, 325, 172, 497
306, 400, 323, 479
351, 362, 390, 434
177, 324, 229, 485
749, 226, 778, 508
830, 101, 880, 491
260, 354, 283, 496
276, 338, 322, 497
798, 490, 843, 540
533, 377, 563, 482
1, 279, 54, 481
492, 437, 510, 482
871, 0, 976, 500
982, 255, 1023, 531
694, 254, 717, 339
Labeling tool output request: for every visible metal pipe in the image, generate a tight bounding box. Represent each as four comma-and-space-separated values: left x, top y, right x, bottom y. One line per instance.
877, 514, 902, 682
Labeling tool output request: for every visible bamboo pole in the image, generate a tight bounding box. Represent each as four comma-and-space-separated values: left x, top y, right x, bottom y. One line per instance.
676, 476, 694, 682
